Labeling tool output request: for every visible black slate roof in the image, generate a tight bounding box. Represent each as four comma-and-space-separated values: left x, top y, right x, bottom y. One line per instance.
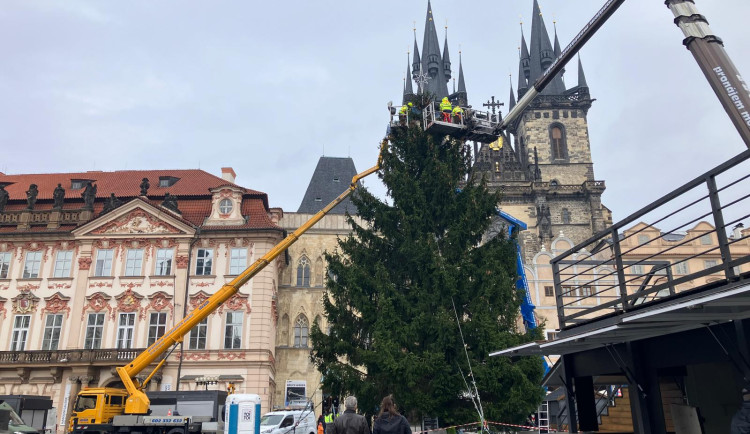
297, 157, 359, 215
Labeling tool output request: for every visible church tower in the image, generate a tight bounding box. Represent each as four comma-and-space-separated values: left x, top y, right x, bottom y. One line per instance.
478, 0, 611, 260
404, 1, 468, 106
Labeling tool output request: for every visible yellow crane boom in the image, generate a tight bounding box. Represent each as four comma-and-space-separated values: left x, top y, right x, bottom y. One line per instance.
118, 140, 386, 415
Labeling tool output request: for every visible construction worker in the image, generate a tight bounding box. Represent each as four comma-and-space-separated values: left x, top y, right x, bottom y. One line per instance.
324, 408, 335, 434
452, 105, 464, 124
398, 102, 412, 125
439, 97, 452, 122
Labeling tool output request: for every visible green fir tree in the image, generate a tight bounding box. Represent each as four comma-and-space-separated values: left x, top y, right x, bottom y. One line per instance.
310, 121, 543, 425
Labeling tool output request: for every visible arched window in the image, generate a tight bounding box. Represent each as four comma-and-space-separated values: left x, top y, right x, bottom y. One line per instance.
562, 208, 571, 224
294, 315, 309, 348
296, 256, 310, 287
549, 124, 567, 161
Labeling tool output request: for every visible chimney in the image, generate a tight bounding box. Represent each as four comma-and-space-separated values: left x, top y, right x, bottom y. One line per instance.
221, 167, 236, 184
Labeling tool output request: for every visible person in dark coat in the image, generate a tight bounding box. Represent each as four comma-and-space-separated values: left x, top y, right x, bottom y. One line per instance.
330, 396, 370, 434
372, 395, 411, 434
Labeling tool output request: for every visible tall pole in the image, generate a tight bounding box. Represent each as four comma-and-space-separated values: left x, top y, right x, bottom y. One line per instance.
666, 0, 750, 149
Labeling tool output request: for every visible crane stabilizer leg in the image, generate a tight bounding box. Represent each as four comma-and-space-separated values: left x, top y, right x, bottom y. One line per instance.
498, 0, 626, 132
117, 139, 388, 415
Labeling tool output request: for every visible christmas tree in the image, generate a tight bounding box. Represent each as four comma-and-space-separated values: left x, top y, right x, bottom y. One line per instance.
310, 119, 543, 425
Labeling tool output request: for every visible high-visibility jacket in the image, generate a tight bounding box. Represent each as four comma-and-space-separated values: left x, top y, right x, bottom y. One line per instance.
452, 106, 464, 115
318, 422, 324, 434
324, 414, 334, 424
440, 97, 452, 112
399, 105, 408, 114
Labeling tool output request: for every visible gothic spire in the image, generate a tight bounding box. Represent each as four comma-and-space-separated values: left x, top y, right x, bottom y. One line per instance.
518, 31, 530, 96
528, 0, 565, 94
457, 52, 466, 94
442, 27, 452, 83
420, 0, 449, 99
577, 55, 588, 89
509, 75, 516, 110
553, 23, 565, 77
412, 29, 421, 80
404, 53, 414, 103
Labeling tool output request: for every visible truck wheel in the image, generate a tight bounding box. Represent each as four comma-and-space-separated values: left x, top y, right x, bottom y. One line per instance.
166, 428, 185, 434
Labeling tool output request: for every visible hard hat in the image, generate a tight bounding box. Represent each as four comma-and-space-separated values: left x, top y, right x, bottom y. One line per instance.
442, 97, 449, 102
408, 102, 413, 106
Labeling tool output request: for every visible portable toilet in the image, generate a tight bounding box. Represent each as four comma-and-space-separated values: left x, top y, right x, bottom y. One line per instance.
225, 394, 261, 434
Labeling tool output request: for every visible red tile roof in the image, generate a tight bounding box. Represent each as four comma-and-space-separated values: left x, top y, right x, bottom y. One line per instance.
0, 170, 279, 231
0, 169, 262, 201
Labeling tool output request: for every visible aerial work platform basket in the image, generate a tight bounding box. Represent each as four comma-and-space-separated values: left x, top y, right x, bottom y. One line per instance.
422, 103, 500, 144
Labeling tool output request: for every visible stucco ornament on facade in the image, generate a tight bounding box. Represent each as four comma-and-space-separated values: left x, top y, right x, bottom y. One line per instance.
217, 292, 251, 315
81, 292, 113, 320
188, 291, 216, 315
115, 288, 144, 319
78, 257, 92, 270
0, 297, 7, 318
92, 209, 181, 235
42, 292, 72, 318
175, 255, 189, 269
12, 291, 40, 314
145, 291, 174, 320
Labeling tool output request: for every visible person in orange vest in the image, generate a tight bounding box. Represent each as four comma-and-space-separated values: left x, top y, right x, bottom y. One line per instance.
318, 420, 325, 434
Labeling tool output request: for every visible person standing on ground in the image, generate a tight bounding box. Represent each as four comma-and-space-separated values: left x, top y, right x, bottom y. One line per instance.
372, 395, 411, 434
330, 396, 370, 434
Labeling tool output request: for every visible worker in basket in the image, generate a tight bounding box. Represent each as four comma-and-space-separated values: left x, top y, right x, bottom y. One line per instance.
439, 97, 452, 122
452, 105, 464, 124
399, 102, 412, 125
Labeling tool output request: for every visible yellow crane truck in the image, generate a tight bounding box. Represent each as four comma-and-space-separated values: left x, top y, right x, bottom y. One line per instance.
67, 142, 386, 434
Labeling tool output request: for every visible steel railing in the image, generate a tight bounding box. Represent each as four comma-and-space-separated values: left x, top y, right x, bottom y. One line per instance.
552, 149, 750, 329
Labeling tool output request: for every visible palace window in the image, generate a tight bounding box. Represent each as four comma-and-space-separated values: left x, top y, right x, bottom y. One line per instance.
117, 313, 136, 349
23, 251, 42, 279
54, 250, 73, 278
0, 252, 11, 278
294, 315, 309, 348
147, 312, 167, 346
224, 311, 243, 349
155, 249, 173, 276
189, 318, 208, 350
219, 198, 233, 214
42, 314, 63, 351
124, 249, 144, 276
700, 234, 713, 245
297, 256, 311, 287
549, 124, 568, 161
704, 260, 718, 270
230, 248, 247, 275
196, 249, 213, 275
11, 315, 31, 351
84, 313, 105, 349
544, 286, 554, 297
95, 249, 114, 277
674, 261, 690, 275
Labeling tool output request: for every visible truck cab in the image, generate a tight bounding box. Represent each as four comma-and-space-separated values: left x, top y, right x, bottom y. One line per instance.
67, 387, 128, 431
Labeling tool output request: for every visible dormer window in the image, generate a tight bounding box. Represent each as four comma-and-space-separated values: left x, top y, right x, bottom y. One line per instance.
333, 177, 340, 182
315, 197, 322, 202
71, 179, 90, 190
219, 199, 233, 215
159, 176, 180, 188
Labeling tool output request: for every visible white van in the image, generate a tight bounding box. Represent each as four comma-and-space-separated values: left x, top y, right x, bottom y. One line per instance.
260, 410, 317, 434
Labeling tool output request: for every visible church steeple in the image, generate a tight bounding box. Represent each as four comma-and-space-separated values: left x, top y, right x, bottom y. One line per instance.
404, 53, 415, 104
412, 29, 421, 81
509, 75, 517, 110
528, 0, 565, 95
518, 31, 530, 97
455, 51, 467, 106
420, 0, 450, 99
553, 23, 565, 79
442, 28, 452, 83
577, 55, 588, 89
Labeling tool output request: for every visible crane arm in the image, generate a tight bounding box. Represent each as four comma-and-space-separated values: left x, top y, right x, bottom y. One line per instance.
118, 140, 387, 415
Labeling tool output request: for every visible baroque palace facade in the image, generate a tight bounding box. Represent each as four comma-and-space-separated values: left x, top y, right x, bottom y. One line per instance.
0, 168, 284, 430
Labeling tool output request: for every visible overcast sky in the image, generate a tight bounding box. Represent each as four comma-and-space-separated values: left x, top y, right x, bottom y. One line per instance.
2, 0, 749, 224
